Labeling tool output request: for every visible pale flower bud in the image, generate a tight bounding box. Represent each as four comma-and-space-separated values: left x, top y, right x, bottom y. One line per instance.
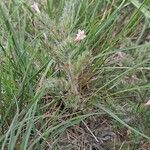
144, 100, 150, 106
75, 29, 86, 42
31, 2, 40, 13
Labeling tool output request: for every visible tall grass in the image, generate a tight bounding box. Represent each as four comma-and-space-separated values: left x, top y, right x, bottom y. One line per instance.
0, 0, 150, 149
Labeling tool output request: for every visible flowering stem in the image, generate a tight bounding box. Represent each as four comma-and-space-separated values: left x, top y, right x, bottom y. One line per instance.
66, 60, 81, 106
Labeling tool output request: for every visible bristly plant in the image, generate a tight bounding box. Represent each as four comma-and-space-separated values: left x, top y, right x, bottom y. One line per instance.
0, 0, 150, 149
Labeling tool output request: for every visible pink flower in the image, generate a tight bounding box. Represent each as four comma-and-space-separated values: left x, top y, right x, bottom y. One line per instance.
144, 100, 150, 106
31, 2, 40, 13
75, 29, 86, 42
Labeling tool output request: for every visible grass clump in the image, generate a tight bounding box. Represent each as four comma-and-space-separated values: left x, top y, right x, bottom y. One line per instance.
0, 0, 150, 149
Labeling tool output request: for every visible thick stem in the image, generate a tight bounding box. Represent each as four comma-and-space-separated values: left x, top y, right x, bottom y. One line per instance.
66, 60, 81, 104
